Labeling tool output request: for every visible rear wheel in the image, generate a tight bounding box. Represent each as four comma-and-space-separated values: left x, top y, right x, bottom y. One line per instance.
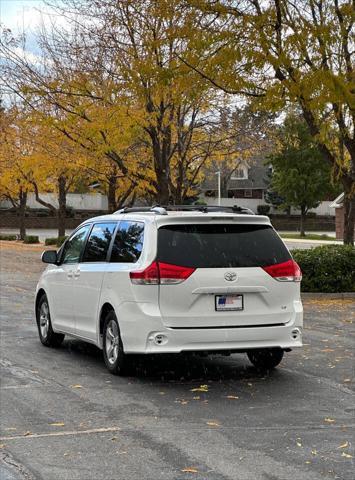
36, 293, 65, 347
247, 348, 284, 371
102, 311, 128, 375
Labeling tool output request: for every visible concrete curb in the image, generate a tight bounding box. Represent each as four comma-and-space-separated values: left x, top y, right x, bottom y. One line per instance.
301, 292, 355, 300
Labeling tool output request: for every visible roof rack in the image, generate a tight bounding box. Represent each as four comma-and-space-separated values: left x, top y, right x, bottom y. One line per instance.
114, 205, 255, 215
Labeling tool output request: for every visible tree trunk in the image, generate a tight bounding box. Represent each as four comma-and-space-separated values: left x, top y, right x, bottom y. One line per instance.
57, 176, 67, 238
156, 171, 170, 204
18, 189, 27, 240
343, 182, 355, 245
300, 207, 306, 237
107, 175, 117, 212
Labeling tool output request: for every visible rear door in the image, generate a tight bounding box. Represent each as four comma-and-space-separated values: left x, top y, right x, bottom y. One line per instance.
157, 222, 298, 328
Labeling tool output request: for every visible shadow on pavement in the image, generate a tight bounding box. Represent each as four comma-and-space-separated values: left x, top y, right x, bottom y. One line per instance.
62, 339, 280, 383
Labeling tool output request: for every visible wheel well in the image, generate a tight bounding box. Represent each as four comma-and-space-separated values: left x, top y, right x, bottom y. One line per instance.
35, 288, 46, 313
99, 303, 114, 335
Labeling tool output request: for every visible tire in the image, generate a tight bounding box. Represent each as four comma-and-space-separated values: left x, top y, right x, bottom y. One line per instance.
102, 311, 128, 375
36, 293, 65, 347
247, 348, 284, 371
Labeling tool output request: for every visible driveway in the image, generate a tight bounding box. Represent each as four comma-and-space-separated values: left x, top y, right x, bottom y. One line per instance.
0, 243, 354, 480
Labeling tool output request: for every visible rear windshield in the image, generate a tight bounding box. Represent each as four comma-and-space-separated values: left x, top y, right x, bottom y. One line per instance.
158, 224, 290, 268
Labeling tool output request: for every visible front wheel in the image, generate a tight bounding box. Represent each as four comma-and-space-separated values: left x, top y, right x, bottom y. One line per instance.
247, 348, 284, 371
102, 311, 129, 375
36, 293, 64, 347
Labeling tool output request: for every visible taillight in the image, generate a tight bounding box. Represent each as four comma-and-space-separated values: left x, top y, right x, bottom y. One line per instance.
130, 261, 195, 285
158, 262, 195, 284
130, 261, 159, 285
262, 259, 302, 282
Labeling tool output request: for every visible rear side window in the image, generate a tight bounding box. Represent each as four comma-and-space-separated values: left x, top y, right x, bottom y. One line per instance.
82, 223, 117, 262
110, 221, 144, 263
158, 224, 290, 268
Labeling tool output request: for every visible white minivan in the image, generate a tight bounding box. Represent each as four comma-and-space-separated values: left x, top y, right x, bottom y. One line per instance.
35, 205, 303, 375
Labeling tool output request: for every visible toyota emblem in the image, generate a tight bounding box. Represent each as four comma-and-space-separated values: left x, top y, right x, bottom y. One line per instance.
224, 272, 237, 282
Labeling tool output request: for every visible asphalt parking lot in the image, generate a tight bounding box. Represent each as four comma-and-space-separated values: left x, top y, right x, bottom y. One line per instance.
0, 242, 354, 480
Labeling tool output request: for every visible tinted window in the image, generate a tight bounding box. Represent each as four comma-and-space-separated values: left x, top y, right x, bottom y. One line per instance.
158, 224, 291, 268
82, 223, 116, 262
110, 221, 144, 263
61, 225, 90, 264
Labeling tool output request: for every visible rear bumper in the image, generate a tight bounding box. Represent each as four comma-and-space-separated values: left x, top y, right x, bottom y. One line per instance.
144, 324, 303, 353
118, 300, 303, 354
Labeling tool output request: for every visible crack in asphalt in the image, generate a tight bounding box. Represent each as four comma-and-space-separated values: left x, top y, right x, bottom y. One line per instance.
1, 451, 37, 480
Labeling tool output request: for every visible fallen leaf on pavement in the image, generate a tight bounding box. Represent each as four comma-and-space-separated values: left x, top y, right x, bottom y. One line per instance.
226, 395, 239, 399
324, 417, 335, 423
190, 385, 208, 392
70, 384, 83, 389
337, 441, 349, 449
181, 467, 198, 473
296, 441, 302, 447
206, 421, 220, 427
24, 431, 32, 436
341, 452, 352, 458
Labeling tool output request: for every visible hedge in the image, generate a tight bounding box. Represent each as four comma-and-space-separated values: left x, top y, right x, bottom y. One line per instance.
292, 245, 355, 293
0, 234, 17, 241
23, 235, 40, 244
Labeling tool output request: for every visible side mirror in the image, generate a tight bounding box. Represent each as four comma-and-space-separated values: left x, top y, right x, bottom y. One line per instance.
41, 250, 58, 264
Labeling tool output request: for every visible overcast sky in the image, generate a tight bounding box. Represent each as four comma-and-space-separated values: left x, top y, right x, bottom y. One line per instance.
1, 0, 44, 32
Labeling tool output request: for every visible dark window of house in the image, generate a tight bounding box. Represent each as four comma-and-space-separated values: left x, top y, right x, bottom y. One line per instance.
110, 221, 144, 263
158, 224, 290, 268
82, 223, 117, 262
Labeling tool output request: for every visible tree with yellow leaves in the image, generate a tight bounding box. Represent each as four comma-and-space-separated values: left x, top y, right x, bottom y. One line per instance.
0, 105, 34, 239
185, 0, 355, 243
1, 0, 215, 204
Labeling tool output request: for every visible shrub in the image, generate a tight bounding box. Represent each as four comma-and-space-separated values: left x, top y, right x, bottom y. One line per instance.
0, 234, 17, 241
23, 235, 40, 244
292, 245, 355, 293
45, 237, 57, 246
257, 204, 271, 215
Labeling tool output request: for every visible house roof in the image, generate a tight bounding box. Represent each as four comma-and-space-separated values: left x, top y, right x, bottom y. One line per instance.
330, 192, 344, 208
201, 164, 270, 191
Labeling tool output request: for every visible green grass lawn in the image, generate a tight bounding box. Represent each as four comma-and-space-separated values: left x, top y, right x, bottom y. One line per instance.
280, 233, 336, 241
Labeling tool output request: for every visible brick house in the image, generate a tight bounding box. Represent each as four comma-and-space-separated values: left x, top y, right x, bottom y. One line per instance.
330, 193, 355, 240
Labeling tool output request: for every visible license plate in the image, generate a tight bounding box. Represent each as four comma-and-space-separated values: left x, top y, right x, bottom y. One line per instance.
215, 294, 243, 311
